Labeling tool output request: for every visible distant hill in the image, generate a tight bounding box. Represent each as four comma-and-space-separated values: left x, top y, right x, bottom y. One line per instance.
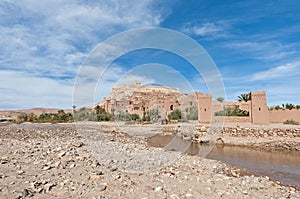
0, 108, 72, 118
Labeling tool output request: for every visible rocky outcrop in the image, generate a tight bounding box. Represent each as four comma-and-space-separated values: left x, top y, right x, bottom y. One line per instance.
176, 126, 300, 151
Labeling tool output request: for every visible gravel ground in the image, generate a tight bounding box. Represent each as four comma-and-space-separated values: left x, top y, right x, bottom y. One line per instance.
0, 122, 299, 198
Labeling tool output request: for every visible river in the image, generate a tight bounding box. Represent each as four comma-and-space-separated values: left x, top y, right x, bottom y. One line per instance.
147, 135, 300, 188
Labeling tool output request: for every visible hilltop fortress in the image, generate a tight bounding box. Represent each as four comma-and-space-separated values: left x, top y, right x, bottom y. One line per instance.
97, 82, 300, 125
97, 81, 197, 120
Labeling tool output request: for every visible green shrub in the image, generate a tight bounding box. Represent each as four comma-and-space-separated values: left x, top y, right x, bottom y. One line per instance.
14, 110, 73, 124
283, 119, 299, 125
130, 114, 140, 121
114, 112, 131, 121
14, 113, 29, 124
168, 109, 182, 120
214, 106, 249, 117
186, 106, 198, 120
147, 109, 161, 121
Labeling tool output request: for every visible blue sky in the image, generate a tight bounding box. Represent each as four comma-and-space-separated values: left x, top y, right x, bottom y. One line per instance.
1, 0, 300, 109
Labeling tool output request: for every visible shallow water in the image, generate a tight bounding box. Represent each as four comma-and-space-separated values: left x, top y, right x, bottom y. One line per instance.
147, 135, 300, 187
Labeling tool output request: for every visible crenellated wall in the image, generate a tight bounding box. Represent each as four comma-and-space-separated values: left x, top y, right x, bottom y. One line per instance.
198, 90, 300, 125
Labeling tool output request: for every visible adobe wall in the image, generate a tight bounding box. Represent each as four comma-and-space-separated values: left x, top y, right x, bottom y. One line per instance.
224, 116, 251, 123
212, 116, 251, 123
98, 84, 300, 125
269, 109, 300, 123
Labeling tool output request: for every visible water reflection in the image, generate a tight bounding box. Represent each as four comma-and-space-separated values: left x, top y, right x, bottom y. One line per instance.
147, 135, 300, 187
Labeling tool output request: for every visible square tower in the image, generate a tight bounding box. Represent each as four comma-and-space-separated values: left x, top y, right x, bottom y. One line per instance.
250, 91, 269, 124
196, 92, 212, 123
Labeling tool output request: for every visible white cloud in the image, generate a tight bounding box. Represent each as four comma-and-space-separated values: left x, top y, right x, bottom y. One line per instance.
182, 21, 230, 38
0, 0, 166, 109
0, 0, 164, 74
224, 41, 295, 61
0, 70, 73, 109
251, 62, 300, 81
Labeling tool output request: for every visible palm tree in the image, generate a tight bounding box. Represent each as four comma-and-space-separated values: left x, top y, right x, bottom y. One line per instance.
237, 93, 251, 102
72, 105, 76, 114
284, 103, 294, 110
216, 97, 224, 102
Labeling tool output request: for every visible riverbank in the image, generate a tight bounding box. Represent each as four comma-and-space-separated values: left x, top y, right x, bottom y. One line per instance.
0, 122, 299, 198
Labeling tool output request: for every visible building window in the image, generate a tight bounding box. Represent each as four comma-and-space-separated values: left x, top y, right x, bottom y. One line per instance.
204, 108, 207, 112
170, 105, 173, 110
259, 107, 261, 111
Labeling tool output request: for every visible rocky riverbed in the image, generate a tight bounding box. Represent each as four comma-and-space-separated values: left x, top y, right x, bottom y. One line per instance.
0, 122, 299, 198
175, 124, 300, 151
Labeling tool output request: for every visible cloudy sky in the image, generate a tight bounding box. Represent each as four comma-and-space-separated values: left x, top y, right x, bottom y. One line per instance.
1, 0, 300, 109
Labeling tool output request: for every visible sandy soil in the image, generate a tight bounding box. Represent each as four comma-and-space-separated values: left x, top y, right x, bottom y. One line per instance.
0, 122, 299, 198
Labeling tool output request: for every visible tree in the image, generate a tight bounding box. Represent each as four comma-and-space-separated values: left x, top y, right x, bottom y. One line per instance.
237, 93, 251, 102
284, 103, 294, 110
94, 105, 103, 114
216, 97, 224, 102
168, 109, 182, 120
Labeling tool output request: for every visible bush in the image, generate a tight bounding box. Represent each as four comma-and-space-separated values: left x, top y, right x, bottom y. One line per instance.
283, 119, 299, 125
14, 113, 29, 124
39, 110, 73, 123
130, 114, 140, 121
142, 113, 150, 122
186, 106, 198, 120
14, 110, 73, 124
214, 106, 249, 117
97, 112, 112, 121
148, 109, 161, 121
168, 109, 182, 120
114, 112, 131, 121
179, 117, 189, 122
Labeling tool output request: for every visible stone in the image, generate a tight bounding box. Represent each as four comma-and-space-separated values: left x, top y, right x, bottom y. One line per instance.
115, 174, 121, 180
170, 194, 180, 199
16, 170, 25, 175
58, 151, 66, 158
89, 172, 104, 181
72, 142, 84, 147
98, 184, 107, 191
22, 189, 35, 197
110, 167, 118, 172
242, 190, 248, 195
1, 156, 9, 164
44, 183, 56, 192
154, 186, 163, 192
53, 161, 61, 168
42, 166, 52, 170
